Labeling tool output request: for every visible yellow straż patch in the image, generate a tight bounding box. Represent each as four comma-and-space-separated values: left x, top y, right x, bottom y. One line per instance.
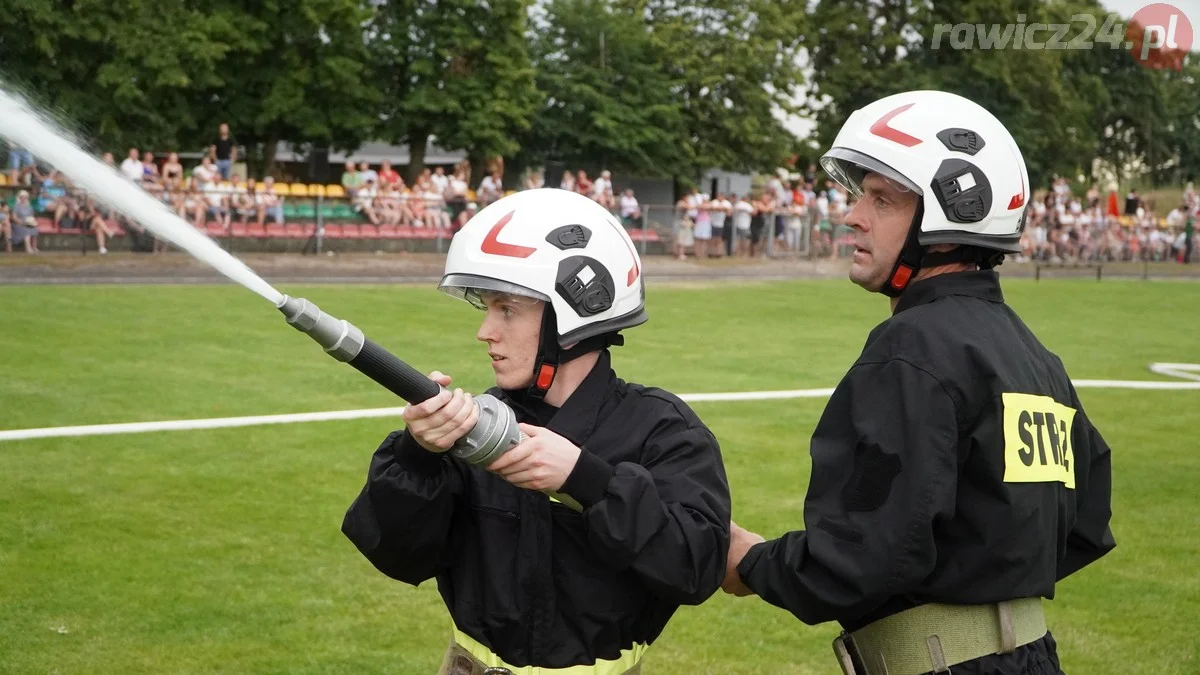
1002, 393, 1076, 489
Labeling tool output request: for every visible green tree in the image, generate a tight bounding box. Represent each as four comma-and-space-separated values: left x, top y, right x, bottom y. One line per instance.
521, 0, 690, 176
0, 0, 236, 153
370, 0, 538, 183
638, 0, 809, 176
203, 0, 380, 176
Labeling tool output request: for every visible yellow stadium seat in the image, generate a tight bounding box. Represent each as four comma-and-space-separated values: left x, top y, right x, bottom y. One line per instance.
325, 185, 346, 198
504, 190, 515, 196
467, 189, 477, 201
308, 184, 326, 197
290, 183, 309, 197
254, 183, 266, 193
218, 181, 232, 193
0, 174, 8, 186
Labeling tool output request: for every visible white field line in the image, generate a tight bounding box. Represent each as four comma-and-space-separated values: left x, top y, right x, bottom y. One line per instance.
1, 363, 1197, 443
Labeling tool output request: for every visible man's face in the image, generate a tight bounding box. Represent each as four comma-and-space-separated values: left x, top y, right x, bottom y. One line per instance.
128, 148, 139, 160
475, 292, 544, 390
219, 123, 229, 136
845, 173, 919, 292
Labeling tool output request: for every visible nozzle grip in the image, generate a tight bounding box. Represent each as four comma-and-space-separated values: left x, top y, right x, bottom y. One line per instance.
349, 338, 442, 403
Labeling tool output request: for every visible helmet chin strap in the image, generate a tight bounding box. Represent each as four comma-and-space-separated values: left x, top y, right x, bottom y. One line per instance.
879, 202, 1007, 299
880, 202, 926, 298
525, 305, 623, 400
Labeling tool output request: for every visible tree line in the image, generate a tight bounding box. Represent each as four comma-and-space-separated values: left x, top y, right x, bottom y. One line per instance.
0, 0, 1194, 188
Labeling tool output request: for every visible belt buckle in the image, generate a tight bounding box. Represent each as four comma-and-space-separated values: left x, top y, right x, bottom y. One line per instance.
832, 631, 864, 675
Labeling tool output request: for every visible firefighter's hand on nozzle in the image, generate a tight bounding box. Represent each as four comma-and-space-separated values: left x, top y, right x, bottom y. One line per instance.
402, 371, 479, 453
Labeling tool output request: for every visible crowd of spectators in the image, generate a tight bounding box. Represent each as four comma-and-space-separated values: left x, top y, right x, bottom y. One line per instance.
3, 134, 1195, 265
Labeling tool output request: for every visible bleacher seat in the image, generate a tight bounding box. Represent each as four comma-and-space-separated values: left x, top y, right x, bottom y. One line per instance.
308, 185, 326, 197
230, 223, 248, 237
341, 224, 362, 238
379, 224, 399, 238
322, 224, 343, 238
246, 223, 266, 237
0, 174, 8, 186
37, 219, 58, 234
325, 185, 346, 198
206, 224, 226, 237
290, 184, 309, 197
285, 223, 309, 238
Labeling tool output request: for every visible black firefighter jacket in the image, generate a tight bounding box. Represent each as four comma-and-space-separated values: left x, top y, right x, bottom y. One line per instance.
342, 350, 732, 668
738, 271, 1116, 632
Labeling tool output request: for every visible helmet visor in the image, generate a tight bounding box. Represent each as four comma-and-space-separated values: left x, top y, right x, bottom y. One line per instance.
820, 147, 923, 199
438, 273, 550, 310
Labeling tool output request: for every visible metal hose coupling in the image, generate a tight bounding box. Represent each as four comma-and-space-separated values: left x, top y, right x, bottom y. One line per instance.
277, 295, 365, 362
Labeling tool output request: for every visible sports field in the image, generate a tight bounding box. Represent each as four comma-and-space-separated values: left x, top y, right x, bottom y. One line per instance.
1, 278, 1197, 674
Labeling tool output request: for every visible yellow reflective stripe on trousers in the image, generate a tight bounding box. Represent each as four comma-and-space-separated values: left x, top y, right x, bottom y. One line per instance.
452, 627, 647, 674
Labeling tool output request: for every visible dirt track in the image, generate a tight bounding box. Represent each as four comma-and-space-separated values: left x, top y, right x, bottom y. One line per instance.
0, 252, 1196, 285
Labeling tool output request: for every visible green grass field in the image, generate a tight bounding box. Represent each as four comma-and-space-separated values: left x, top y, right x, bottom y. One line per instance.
1, 278, 1198, 674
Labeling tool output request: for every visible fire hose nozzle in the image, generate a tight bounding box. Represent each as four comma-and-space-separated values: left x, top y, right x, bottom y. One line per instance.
277, 295, 365, 362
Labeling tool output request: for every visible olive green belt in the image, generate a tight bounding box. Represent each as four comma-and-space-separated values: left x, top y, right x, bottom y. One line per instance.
833, 598, 1047, 675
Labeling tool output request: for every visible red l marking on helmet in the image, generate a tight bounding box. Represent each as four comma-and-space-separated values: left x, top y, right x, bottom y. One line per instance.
1007, 168, 1026, 210
870, 103, 922, 147
480, 210, 536, 258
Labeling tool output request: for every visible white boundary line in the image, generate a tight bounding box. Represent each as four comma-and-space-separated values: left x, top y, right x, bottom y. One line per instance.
1, 364, 1197, 443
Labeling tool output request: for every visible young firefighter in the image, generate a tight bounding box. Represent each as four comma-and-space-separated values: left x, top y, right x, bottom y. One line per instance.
342, 189, 731, 675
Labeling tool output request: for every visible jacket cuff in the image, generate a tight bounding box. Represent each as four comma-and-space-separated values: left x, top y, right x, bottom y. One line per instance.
561, 449, 616, 508
395, 430, 446, 475
736, 541, 769, 592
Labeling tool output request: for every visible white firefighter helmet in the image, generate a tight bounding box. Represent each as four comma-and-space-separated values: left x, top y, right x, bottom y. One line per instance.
820, 90, 1029, 254
439, 188, 647, 345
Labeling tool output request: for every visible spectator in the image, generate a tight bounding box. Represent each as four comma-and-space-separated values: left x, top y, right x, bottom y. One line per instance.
575, 169, 593, 197
559, 170, 576, 192
233, 176, 258, 226
478, 170, 503, 206
379, 183, 404, 226
7, 142, 35, 185
120, 148, 144, 182
452, 201, 478, 232
355, 177, 381, 225
674, 196, 695, 260
193, 157, 218, 185
11, 190, 39, 253
523, 168, 544, 191
693, 192, 712, 259
1167, 203, 1190, 228
78, 194, 115, 254
423, 180, 450, 230
101, 152, 115, 168
430, 166, 449, 195
358, 161, 378, 184
592, 170, 612, 201
37, 170, 72, 228
446, 169, 469, 222
378, 160, 401, 187
162, 152, 184, 190
141, 151, 160, 184
211, 123, 237, 180
258, 177, 284, 227
341, 161, 362, 201
0, 202, 11, 253
732, 194, 753, 256
710, 193, 731, 258
200, 176, 231, 231
618, 188, 641, 228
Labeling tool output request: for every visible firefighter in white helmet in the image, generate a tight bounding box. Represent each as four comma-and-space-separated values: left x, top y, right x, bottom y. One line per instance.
722, 91, 1115, 675
342, 188, 731, 674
